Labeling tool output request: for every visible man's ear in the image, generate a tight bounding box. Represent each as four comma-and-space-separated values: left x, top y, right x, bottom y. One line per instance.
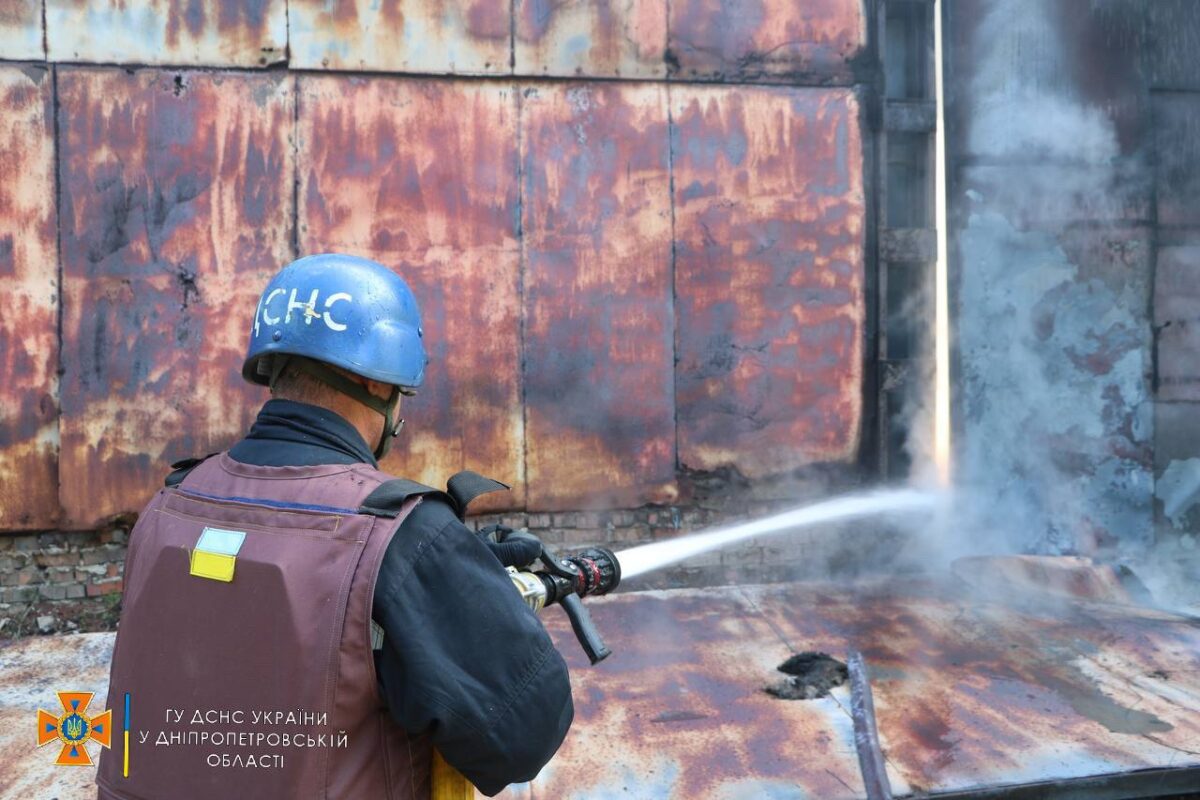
366, 378, 397, 402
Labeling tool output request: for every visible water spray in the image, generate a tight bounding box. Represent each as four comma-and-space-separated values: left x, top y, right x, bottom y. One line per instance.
504, 488, 942, 664
616, 488, 942, 579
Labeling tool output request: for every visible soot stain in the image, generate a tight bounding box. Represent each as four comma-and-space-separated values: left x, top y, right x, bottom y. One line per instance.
764, 652, 848, 700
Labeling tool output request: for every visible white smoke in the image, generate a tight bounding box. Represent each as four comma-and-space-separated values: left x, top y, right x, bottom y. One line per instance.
900, 0, 1156, 571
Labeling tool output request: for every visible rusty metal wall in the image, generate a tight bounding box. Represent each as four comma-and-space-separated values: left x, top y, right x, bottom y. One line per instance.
1147, 1, 1200, 539
0, 67, 58, 530
45, 0, 288, 67
514, 0, 668, 79
57, 69, 295, 528
289, 0, 509, 74
298, 76, 525, 512
668, 0, 867, 84
0, 1, 43, 60
673, 86, 866, 478
522, 83, 677, 510
0, 0, 871, 529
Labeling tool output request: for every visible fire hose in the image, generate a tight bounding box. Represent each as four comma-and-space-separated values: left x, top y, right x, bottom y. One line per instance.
435, 531, 623, 799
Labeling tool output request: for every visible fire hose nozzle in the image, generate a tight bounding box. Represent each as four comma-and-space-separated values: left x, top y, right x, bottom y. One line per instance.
564, 546, 622, 598
504, 538, 622, 665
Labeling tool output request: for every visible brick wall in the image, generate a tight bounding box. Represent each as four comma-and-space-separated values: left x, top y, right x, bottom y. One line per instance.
0, 531, 126, 602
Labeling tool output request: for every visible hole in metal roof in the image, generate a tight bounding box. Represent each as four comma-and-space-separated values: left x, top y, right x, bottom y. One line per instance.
764, 652, 848, 700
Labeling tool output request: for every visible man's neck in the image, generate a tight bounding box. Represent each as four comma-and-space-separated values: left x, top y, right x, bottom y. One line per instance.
228, 399, 377, 468
273, 392, 381, 455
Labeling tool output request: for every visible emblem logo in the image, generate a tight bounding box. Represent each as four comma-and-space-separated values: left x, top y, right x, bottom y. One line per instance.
36, 691, 112, 766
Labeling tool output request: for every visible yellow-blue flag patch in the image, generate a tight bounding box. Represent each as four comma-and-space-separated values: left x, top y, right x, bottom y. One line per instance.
189, 528, 246, 583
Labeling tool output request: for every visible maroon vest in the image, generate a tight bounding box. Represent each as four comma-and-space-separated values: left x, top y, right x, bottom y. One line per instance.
97, 454, 431, 800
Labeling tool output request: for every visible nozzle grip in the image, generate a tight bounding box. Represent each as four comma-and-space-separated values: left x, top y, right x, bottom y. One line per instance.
559, 593, 611, 664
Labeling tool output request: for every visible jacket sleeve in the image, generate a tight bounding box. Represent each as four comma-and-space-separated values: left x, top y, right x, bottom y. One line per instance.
372, 499, 574, 796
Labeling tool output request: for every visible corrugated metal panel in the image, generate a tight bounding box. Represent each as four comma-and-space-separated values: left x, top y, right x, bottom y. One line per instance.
945, 1, 1152, 229
45, 0, 287, 67
297, 77, 524, 510
521, 83, 677, 511
514, 0, 667, 79
667, 0, 866, 84
57, 68, 295, 528
1158, 321, 1200, 403
289, 0, 510, 75
0, 0, 44, 60
1155, 244, 1200, 326
500, 575, 1200, 798
673, 86, 865, 479
0, 66, 59, 529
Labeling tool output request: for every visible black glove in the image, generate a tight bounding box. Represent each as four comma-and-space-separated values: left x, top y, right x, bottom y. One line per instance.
478, 524, 542, 568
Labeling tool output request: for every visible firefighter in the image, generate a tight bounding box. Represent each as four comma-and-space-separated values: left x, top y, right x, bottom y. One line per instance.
97, 254, 573, 799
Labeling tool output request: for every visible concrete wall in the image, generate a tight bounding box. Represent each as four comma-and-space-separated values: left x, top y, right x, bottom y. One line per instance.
0, 0, 878, 606
944, 0, 1200, 559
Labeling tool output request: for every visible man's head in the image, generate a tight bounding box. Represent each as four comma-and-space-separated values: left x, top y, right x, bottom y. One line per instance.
268, 355, 402, 449
243, 254, 427, 458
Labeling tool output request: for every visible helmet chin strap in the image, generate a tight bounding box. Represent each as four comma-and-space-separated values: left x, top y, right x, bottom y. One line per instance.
270, 356, 405, 461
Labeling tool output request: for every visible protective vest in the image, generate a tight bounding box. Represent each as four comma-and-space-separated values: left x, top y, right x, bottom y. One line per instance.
96, 454, 434, 800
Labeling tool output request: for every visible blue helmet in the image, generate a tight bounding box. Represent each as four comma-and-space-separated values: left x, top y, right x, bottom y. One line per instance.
242, 253, 427, 390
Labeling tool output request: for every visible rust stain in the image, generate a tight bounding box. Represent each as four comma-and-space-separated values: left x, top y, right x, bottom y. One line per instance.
0, 0, 44, 59
750, 577, 1200, 795
667, 0, 866, 83
298, 76, 523, 511
503, 574, 1200, 798
518, 588, 868, 799
521, 83, 677, 510
7, 573, 1200, 798
45, 0, 287, 67
289, 0, 510, 75
0, 67, 59, 529
672, 86, 865, 478
57, 68, 294, 528
515, 0, 668, 79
